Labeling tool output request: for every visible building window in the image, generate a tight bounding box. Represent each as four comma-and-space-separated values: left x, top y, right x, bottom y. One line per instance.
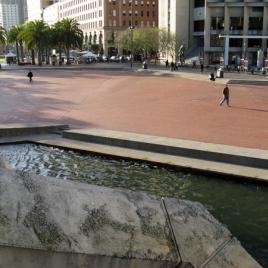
211, 17, 224, 30
194, 20, 204, 32
210, 34, 224, 47
194, 0, 205, 8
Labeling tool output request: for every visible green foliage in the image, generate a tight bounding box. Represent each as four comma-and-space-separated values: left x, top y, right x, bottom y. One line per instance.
21, 20, 49, 65
159, 29, 181, 60
53, 18, 83, 64
116, 27, 159, 57
0, 26, 6, 45
115, 27, 180, 59
7, 25, 24, 63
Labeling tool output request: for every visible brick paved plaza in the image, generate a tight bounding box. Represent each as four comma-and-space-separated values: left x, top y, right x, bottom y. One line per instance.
0, 69, 267, 150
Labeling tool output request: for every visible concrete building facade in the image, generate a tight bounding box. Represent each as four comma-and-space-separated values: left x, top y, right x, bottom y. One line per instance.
27, 0, 58, 21
43, 2, 59, 25
0, 0, 27, 30
58, 0, 158, 55
159, 0, 268, 67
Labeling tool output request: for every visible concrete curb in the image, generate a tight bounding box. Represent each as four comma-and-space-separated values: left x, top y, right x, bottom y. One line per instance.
0, 123, 69, 137
63, 128, 268, 170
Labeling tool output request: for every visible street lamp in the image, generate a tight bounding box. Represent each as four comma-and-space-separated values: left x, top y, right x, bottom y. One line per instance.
130, 0, 134, 68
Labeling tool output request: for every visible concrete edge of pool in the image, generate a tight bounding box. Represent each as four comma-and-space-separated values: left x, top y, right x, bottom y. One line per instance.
0, 124, 267, 182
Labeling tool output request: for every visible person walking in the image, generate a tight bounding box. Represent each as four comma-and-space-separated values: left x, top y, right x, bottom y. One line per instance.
220, 84, 230, 106
165, 59, 169, 68
27, 70, 33, 82
209, 72, 215, 81
200, 63, 204, 72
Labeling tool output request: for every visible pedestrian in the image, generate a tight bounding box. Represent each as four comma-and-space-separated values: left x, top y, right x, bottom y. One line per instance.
209, 72, 215, 81
170, 61, 174, 71
175, 62, 178, 71
200, 63, 204, 72
165, 59, 169, 68
27, 70, 33, 82
220, 84, 230, 106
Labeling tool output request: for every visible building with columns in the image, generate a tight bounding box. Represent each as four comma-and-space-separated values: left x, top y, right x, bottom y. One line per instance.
159, 0, 268, 67
58, 0, 158, 56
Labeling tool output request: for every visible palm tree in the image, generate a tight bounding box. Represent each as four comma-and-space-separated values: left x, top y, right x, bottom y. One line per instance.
21, 20, 49, 65
7, 25, 25, 64
57, 18, 83, 65
52, 21, 65, 64
0, 26, 6, 45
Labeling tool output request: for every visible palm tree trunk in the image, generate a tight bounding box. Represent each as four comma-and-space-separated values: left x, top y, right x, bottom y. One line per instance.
38, 47, 42, 66
19, 40, 24, 63
59, 46, 62, 65
66, 46, 70, 65
16, 41, 20, 65
46, 48, 49, 64
31, 49, 35, 65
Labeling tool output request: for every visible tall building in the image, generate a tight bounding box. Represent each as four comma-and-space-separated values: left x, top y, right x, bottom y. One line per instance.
43, 2, 59, 26
27, 0, 58, 21
0, 0, 28, 30
159, 0, 268, 66
58, 0, 158, 55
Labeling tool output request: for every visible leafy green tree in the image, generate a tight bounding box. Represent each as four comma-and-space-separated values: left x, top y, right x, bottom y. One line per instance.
7, 25, 25, 64
56, 18, 83, 65
159, 29, 181, 60
0, 26, 6, 45
21, 20, 49, 65
116, 27, 159, 60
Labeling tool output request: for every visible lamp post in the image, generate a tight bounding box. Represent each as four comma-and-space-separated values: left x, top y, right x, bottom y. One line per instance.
130, 0, 134, 68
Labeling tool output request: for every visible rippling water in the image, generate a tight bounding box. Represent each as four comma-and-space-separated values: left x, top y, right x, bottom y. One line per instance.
0, 143, 267, 266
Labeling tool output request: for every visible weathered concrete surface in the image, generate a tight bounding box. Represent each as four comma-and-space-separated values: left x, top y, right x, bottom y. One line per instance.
0, 166, 261, 268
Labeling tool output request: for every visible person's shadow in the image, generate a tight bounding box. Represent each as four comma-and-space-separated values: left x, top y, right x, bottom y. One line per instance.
231, 106, 268, 113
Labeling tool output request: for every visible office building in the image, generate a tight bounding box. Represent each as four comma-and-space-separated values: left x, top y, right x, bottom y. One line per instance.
159, 0, 268, 66
0, 0, 28, 30
58, 0, 158, 55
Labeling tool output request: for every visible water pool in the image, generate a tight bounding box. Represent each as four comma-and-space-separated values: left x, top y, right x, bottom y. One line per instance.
0, 143, 267, 266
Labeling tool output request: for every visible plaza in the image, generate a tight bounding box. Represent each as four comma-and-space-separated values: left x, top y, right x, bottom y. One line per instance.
0, 67, 267, 150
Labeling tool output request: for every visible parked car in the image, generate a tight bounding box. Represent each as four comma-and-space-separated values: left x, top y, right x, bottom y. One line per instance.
109, 56, 120, 63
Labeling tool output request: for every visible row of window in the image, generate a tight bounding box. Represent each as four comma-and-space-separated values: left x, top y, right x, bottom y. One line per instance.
79, 20, 102, 30
194, 17, 265, 32
60, 2, 99, 12
60, 0, 102, 9
210, 35, 264, 48
109, 10, 155, 17
109, 0, 156, 7
108, 19, 155, 27
60, 9, 102, 18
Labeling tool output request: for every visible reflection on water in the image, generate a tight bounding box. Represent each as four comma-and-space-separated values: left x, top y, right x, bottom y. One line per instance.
0, 143, 267, 266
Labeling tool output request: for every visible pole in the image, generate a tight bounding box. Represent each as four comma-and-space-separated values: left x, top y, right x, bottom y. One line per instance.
130, 0, 134, 68
224, 36, 229, 67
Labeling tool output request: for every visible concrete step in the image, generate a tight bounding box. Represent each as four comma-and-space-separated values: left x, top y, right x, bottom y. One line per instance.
63, 128, 268, 170
0, 123, 69, 137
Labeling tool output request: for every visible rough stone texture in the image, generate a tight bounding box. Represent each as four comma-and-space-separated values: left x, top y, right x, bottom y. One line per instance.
0, 165, 261, 268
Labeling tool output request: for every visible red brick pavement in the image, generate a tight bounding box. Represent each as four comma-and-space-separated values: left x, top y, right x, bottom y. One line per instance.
0, 70, 267, 150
